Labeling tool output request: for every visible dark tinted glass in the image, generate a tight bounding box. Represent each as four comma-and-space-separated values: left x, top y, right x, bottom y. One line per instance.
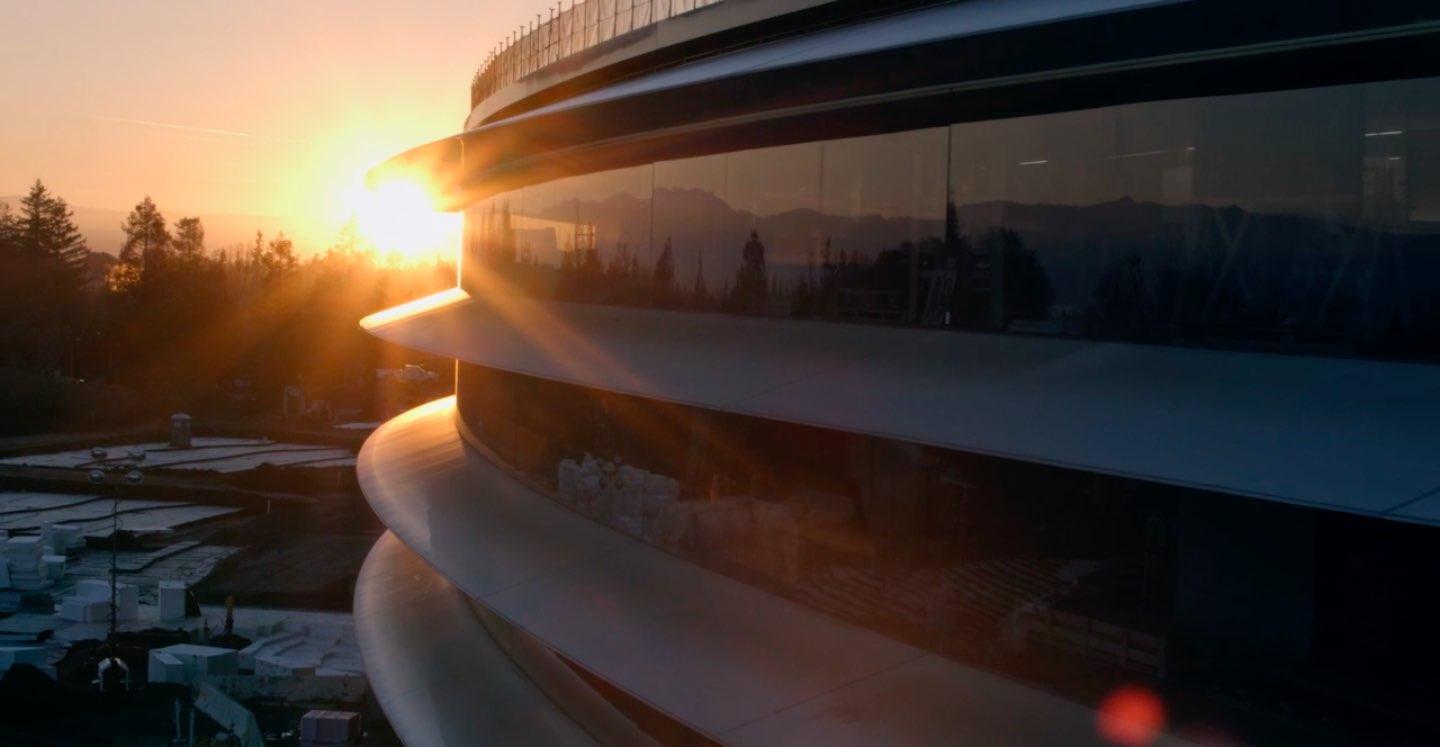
458, 362, 1440, 743
463, 77, 1440, 361
945, 78, 1440, 357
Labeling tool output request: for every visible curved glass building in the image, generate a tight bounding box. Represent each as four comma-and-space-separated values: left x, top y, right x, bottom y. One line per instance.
354, 1, 1440, 743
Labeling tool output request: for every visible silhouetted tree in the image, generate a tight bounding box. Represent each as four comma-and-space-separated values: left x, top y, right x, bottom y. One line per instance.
983, 228, 1052, 323
113, 196, 170, 291
17, 180, 88, 286
791, 246, 817, 317
173, 217, 205, 261
0, 182, 93, 369
1094, 253, 1146, 333
261, 233, 298, 286
730, 229, 768, 312
691, 250, 709, 307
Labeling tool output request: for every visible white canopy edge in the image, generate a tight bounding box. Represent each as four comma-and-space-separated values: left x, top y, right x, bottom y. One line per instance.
357, 397, 1196, 744
353, 531, 597, 746
364, 291, 1440, 525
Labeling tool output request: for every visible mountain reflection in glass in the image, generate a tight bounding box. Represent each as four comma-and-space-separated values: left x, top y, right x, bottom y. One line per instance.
463, 76, 1440, 361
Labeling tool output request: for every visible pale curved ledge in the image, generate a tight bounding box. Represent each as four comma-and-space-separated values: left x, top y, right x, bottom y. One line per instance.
358, 396, 1189, 745
353, 530, 596, 746
362, 290, 1440, 527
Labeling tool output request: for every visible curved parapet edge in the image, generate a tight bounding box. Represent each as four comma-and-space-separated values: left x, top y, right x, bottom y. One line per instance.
353, 530, 596, 746
357, 397, 1190, 745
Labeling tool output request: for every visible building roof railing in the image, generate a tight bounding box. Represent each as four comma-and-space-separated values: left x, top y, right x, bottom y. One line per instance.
472, 0, 726, 110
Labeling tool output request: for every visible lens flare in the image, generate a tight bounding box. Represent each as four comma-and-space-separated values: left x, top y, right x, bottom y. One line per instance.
345, 178, 459, 263
1097, 685, 1166, 746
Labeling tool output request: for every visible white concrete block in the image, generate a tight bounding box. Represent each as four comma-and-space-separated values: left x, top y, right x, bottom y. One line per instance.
49, 524, 84, 553
59, 597, 109, 623
300, 710, 361, 745
40, 555, 64, 581
0, 645, 49, 671
255, 655, 316, 677
115, 583, 139, 621
149, 644, 239, 685
148, 651, 187, 684
75, 579, 111, 601
158, 581, 186, 621
4, 537, 41, 558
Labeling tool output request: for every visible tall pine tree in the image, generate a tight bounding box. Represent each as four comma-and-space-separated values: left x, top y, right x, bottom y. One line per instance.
18, 180, 88, 286
113, 196, 170, 292
173, 216, 206, 260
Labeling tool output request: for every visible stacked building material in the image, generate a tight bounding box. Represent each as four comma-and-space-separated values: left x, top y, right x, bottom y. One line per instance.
147, 644, 239, 685
299, 710, 362, 747
556, 456, 680, 538
58, 579, 138, 622
3, 537, 47, 590
158, 580, 187, 621
41, 523, 85, 555
40, 554, 65, 581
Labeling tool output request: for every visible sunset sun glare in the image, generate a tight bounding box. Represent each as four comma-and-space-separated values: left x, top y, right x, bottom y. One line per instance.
346, 178, 459, 263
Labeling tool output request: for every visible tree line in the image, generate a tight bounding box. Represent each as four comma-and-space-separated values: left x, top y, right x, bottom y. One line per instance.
1, 180, 453, 427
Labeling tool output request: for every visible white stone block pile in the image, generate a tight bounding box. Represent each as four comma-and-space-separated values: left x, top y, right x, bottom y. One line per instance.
159, 580, 187, 621
58, 579, 138, 623
147, 643, 239, 685
557, 455, 679, 538
3, 536, 47, 590
41, 523, 85, 555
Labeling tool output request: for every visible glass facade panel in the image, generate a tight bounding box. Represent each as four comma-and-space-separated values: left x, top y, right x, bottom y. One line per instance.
653, 153, 731, 311
461, 77, 1440, 360
458, 362, 1440, 741
719, 143, 824, 314
815, 129, 947, 322
945, 78, 1440, 355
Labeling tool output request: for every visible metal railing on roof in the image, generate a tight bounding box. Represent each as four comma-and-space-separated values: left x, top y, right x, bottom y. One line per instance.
471, 0, 727, 109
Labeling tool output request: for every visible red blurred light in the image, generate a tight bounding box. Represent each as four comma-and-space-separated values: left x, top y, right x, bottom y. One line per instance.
1098, 685, 1166, 746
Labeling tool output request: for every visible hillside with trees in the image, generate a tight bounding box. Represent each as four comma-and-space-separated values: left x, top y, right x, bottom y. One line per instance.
0, 181, 453, 434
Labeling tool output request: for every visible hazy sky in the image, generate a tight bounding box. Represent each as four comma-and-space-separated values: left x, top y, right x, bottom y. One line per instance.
1, 1, 549, 250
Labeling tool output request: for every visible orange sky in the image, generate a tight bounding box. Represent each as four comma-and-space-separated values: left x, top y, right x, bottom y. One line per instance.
0, 1, 549, 256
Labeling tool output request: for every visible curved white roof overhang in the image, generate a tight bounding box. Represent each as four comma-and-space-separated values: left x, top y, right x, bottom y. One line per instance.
364, 291, 1440, 526
353, 530, 596, 746
357, 396, 1178, 744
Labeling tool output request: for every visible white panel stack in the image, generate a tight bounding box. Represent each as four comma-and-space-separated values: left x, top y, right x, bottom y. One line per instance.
4, 537, 46, 590
0, 645, 50, 672
58, 579, 138, 622
147, 644, 239, 685
40, 555, 65, 581
158, 580, 187, 621
44, 524, 85, 554
255, 655, 316, 677
59, 596, 110, 623
148, 651, 187, 684
300, 710, 362, 747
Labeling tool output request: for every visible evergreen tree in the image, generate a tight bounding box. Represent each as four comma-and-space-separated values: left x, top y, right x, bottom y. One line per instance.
173, 217, 206, 260
653, 238, 675, 286
262, 233, 298, 285
653, 237, 676, 306
18, 180, 88, 284
0, 199, 15, 261
115, 196, 170, 290
730, 229, 768, 312
691, 250, 708, 306
1, 183, 91, 370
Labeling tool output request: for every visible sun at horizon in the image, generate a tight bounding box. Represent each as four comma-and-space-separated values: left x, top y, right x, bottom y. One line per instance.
339, 177, 460, 265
